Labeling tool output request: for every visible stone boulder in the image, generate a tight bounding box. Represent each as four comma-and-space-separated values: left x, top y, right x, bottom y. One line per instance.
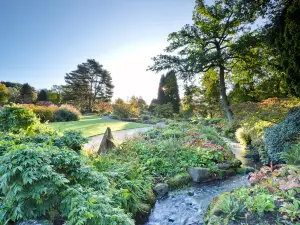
216, 163, 231, 170
188, 167, 212, 182
153, 183, 169, 197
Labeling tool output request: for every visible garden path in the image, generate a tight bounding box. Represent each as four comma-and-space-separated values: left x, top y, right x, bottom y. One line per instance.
84, 126, 152, 151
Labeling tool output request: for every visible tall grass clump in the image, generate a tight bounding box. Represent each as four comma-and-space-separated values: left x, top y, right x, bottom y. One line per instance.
54, 104, 81, 122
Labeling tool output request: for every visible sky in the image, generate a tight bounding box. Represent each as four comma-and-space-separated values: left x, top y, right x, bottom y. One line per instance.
0, 0, 199, 103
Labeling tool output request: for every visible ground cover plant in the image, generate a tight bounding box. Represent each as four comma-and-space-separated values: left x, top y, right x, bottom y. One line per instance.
205, 143, 300, 225
48, 115, 150, 137
0, 105, 244, 225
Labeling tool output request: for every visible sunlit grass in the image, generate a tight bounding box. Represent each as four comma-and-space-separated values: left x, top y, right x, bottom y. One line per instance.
48, 115, 150, 137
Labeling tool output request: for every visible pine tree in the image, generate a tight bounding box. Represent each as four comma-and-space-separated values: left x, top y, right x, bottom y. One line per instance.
20, 83, 36, 104
37, 89, 49, 101
64, 59, 114, 112
157, 75, 167, 105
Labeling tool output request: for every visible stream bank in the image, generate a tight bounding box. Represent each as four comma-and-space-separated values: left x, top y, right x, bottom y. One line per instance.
144, 139, 258, 225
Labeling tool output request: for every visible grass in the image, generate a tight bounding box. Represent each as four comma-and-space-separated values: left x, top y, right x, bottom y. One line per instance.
48, 115, 150, 137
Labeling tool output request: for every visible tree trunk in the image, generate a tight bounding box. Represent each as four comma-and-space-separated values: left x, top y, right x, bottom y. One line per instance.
219, 66, 233, 122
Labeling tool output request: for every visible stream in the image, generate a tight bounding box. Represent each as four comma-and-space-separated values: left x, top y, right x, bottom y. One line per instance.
144, 139, 259, 225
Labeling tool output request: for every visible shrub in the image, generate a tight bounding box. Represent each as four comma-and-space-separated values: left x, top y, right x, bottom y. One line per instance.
23, 104, 59, 123
153, 103, 174, 118
235, 127, 251, 146
264, 107, 300, 163
54, 104, 81, 122
0, 143, 133, 225
0, 104, 39, 133
281, 143, 300, 165
112, 98, 140, 120
54, 130, 88, 152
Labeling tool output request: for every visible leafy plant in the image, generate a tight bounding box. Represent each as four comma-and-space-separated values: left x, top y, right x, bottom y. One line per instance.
235, 127, 251, 146
0, 104, 39, 134
279, 200, 300, 222
218, 195, 245, 223
245, 192, 275, 217
54, 130, 88, 152
54, 104, 81, 122
282, 143, 300, 165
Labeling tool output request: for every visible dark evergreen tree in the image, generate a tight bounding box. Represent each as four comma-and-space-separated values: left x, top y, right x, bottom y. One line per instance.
37, 89, 49, 101
64, 59, 114, 112
157, 75, 167, 105
164, 71, 180, 113
265, 0, 300, 97
20, 83, 36, 104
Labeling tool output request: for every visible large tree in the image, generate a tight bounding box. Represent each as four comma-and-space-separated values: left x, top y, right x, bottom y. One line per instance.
149, 0, 267, 121
157, 71, 180, 113
37, 89, 49, 101
64, 59, 114, 112
19, 83, 37, 104
264, 0, 300, 97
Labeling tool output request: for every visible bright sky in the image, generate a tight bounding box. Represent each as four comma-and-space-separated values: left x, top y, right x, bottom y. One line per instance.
0, 0, 200, 103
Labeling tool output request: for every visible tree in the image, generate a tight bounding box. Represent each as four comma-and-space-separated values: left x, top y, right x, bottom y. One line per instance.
0, 83, 8, 105
149, 0, 266, 122
201, 69, 222, 118
48, 85, 64, 104
64, 59, 114, 112
20, 83, 36, 104
37, 89, 49, 101
149, 99, 159, 112
7, 87, 20, 103
157, 75, 167, 105
1, 81, 22, 89
264, 0, 300, 97
157, 71, 180, 113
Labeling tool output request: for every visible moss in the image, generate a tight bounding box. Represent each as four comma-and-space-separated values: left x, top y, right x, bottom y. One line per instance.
166, 172, 192, 189
236, 167, 255, 174
230, 158, 242, 168
144, 189, 156, 206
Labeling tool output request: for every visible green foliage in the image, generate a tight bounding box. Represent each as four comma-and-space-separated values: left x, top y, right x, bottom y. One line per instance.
245, 192, 275, 217
64, 59, 114, 112
0, 104, 39, 134
54, 130, 88, 152
20, 83, 37, 104
281, 143, 300, 165
0, 83, 9, 104
37, 89, 49, 101
112, 98, 140, 120
167, 172, 192, 189
235, 127, 251, 146
22, 104, 58, 123
264, 107, 300, 163
218, 194, 245, 223
157, 71, 180, 113
54, 104, 81, 122
279, 199, 300, 222
153, 103, 174, 118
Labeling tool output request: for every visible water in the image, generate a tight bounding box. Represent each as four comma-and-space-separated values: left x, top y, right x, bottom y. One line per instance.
144, 175, 250, 225
144, 139, 256, 225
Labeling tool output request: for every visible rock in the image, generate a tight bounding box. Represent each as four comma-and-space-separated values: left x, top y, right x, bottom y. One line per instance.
17, 221, 51, 225
188, 167, 212, 182
187, 191, 194, 196
225, 169, 236, 177
216, 163, 231, 170
143, 120, 151, 124
155, 122, 167, 128
153, 183, 169, 197
168, 215, 175, 222
167, 172, 192, 189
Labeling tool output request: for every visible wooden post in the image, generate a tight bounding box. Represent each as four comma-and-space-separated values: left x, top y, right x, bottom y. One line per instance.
98, 127, 116, 154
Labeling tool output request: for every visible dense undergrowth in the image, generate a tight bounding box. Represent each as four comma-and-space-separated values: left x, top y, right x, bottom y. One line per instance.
0, 104, 239, 225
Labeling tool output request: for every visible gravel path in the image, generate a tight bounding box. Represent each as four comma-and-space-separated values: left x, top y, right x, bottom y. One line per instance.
84, 127, 152, 151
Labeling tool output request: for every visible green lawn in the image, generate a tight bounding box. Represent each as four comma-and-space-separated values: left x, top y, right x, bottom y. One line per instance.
48, 115, 150, 137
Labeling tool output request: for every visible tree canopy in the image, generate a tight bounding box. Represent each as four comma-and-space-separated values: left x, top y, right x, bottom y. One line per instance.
149, 0, 268, 121
64, 59, 114, 112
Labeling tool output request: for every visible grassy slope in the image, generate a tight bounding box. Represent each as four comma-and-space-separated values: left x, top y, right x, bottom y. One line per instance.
48, 115, 150, 137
